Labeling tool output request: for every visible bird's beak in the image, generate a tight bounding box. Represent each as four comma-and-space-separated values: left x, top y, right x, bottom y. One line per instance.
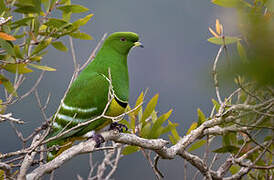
134, 42, 144, 48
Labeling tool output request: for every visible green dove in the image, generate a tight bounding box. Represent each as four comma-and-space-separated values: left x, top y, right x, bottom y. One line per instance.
46, 32, 143, 161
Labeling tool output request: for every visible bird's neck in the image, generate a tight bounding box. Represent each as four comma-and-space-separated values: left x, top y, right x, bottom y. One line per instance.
84, 46, 130, 102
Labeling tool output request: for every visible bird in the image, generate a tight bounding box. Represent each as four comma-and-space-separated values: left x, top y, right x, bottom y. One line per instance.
46, 32, 143, 161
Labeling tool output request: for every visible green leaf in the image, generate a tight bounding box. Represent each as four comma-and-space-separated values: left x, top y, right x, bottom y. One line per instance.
188, 140, 206, 152
122, 145, 140, 155
212, 99, 220, 112
0, 39, 15, 56
0, 74, 17, 96
0, 0, 6, 14
31, 38, 52, 55
168, 120, 180, 142
197, 108, 206, 126
208, 36, 240, 45
211, 0, 241, 8
59, 0, 70, 5
14, 45, 24, 59
57, 4, 89, 14
3, 64, 33, 74
213, 145, 239, 153
131, 91, 144, 117
212, 0, 238, 8
126, 106, 136, 132
140, 122, 151, 138
161, 122, 179, 135
168, 134, 177, 145
141, 94, 159, 125
149, 109, 173, 139
69, 32, 93, 40
29, 63, 56, 71
62, 11, 72, 22
72, 14, 94, 27
230, 165, 240, 175
29, 56, 42, 62
186, 122, 197, 135
237, 41, 247, 63
44, 18, 69, 28
14, 5, 40, 14
51, 41, 68, 52
223, 133, 231, 146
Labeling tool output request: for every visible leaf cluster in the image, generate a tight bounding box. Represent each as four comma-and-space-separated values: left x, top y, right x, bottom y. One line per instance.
0, 0, 93, 98
121, 92, 179, 155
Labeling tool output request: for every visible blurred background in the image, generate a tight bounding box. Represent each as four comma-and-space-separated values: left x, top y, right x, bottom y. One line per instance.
0, 0, 238, 179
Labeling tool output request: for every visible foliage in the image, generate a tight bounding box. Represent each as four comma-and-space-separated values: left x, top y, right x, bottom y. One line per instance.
209, 0, 274, 86
0, 0, 93, 99
121, 92, 178, 155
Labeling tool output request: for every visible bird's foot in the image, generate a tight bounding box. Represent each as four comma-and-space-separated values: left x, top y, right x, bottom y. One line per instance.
109, 122, 128, 133
91, 133, 105, 148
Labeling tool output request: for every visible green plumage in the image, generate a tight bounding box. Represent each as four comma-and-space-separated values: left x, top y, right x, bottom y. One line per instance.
46, 32, 141, 161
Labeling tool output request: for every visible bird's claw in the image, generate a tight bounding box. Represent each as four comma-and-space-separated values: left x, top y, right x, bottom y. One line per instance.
91, 133, 105, 148
109, 122, 128, 133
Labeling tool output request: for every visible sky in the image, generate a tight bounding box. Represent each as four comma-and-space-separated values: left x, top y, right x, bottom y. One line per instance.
0, 0, 237, 179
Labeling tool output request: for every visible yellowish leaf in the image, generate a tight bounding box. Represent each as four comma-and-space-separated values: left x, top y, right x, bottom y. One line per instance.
215, 19, 221, 35
0, 32, 16, 41
186, 122, 197, 135
29, 63, 56, 71
208, 27, 220, 38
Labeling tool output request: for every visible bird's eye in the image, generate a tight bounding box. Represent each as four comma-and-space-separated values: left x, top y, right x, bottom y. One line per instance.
120, 37, 126, 42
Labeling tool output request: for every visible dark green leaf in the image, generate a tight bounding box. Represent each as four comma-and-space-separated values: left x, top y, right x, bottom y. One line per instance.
11, 17, 34, 29
0, 39, 15, 56
213, 145, 239, 153
188, 140, 206, 152
51, 41, 68, 52
14, 4, 40, 14
44, 18, 69, 28
57, 4, 89, 14
0, 74, 17, 96
122, 146, 140, 155
0, 0, 6, 14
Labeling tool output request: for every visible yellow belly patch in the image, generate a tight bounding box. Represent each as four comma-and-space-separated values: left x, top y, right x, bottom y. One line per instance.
106, 98, 127, 117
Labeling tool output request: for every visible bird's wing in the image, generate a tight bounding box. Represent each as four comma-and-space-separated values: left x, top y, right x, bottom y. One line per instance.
47, 72, 111, 141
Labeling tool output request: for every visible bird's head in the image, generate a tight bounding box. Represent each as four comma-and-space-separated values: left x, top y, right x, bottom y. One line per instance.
104, 32, 143, 55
